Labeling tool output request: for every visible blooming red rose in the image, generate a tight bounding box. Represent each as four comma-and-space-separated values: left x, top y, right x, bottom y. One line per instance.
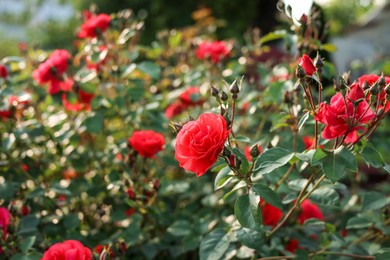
298, 199, 324, 224
285, 239, 300, 253
78, 14, 111, 39
33, 49, 72, 94
244, 145, 262, 161
175, 113, 230, 176
42, 240, 92, 260
259, 200, 283, 227
0, 64, 8, 78
195, 41, 231, 63
0, 207, 11, 238
298, 54, 316, 76
314, 83, 375, 143
129, 130, 165, 158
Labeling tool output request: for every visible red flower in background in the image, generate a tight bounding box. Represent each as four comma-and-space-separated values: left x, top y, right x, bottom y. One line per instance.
42, 240, 92, 260
358, 74, 390, 113
0, 207, 11, 238
302, 136, 324, 150
33, 49, 72, 94
179, 87, 204, 105
165, 101, 188, 119
259, 200, 283, 227
95, 244, 114, 258
0, 64, 8, 78
78, 13, 111, 39
298, 199, 324, 224
298, 54, 316, 76
315, 83, 375, 143
175, 113, 230, 176
285, 239, 300, 253
129, 130, 165, 158
244, 145, 262, 161
195, 41, 231, 63
125, 208, 136, 217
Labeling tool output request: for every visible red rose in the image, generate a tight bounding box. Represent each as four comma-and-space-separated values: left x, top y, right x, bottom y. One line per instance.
358, 74, 390, 113
314, 83, 375, 143
285, 239, 300, 253
195, 41, 230, 63
175, 113, 230, 176
259, 200, 283, 227
165, 101, 188, 119
179, 87, 203, 105
127, 188, 136, 200
125, 208, 136, 217
42, 240, 92, 260
94, 244, 114, 257
78, 14, 111, 39
357, 74, 379, 86
298, 199, 324, 224
0, 207, 11, 238
129, 130, 165, 158
0, 64, 8, 78
302, 136, 324, 150
298, 54, 316, 76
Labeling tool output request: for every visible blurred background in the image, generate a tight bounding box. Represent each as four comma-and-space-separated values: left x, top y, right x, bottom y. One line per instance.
0, 0, 389, 73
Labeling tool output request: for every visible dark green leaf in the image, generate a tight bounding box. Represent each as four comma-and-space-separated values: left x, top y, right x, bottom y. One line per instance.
361, 144, 385, 168
18, 215, 39, 236
83, 112, 104, 134
346, 216, 371, 229
0, 182, 18, 200
2, 133, 15, 151
375, 248, 390, 260
311, 149, 327, 165
234, 193, 262, 230
232, 136, 251, 143
21, 236, 36, 253
214, 166, 233, 190
362, 191, 390, 211
232, 147, 250, 173
199, 228, 230, 260
298, 111, 309, 132
321, 150, 346, 183
335, 146, 357, 172
252, 183, 283, 209
167, 220, 192, 237
63, 214, 81, 230
253, 147, 294, 177
310, 186, 339, 206
138, 61, 161, 79
236, 227, 263, 250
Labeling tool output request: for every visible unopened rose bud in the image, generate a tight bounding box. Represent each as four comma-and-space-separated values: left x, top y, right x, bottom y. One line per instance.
342, 72, 351, 85
314, 53, 324, 69
229, 81, 240, 94
211, 86, 219, 97
296, 65, 306, 79
370, 82, 379, 95
299, 14, 308, 25
221, 91, 228, 101
250, 145, 260, 158
338, 75, 347, 90
362, 81, 370, 91
378, 74, 386, 91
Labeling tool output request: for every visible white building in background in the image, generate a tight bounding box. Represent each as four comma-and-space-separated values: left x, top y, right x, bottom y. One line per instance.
0, 0, 74, 39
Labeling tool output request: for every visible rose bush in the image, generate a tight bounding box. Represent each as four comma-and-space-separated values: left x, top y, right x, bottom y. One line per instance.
0, 2, 390, 260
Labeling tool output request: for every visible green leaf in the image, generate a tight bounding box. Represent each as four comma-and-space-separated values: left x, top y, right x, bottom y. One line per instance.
214, 166, 233, 190
83, 112, 104, 134
383, 164, 390, 174
346, 216, 371, 229
167, 220, 192, 237
253, 147, 294, 177
10, 253, 41, 260
335, 146, 357, 172
311, 149, 327, 165
234, 193, 262, 230
288, 179, 312, 191
320, 43, 337, 53
199, 228, 230, 260
321, 150, 346, 183
375, 248, 390, 260
310, 186, 339, 206
138, 61, 161, 79
0, 181, 18, 200
168, 31, 182, 48
232, 136, 251, 143
18, 215, 39, 236
252, 183, 283, 209
361, 144, 385, 168
362, 191, 390, 211
259, 30, 287, 44
79, 82, 96, 94
21, 236, 36, 253
223, 181, 246, 200
298, 112, 310, 132
236, 228, 263, 250
2, 133, 15, 151
63, 214, 81, 230
232, 147, 250, 173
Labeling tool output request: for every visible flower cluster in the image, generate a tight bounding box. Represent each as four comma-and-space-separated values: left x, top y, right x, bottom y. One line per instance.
195, 40, 231, 63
